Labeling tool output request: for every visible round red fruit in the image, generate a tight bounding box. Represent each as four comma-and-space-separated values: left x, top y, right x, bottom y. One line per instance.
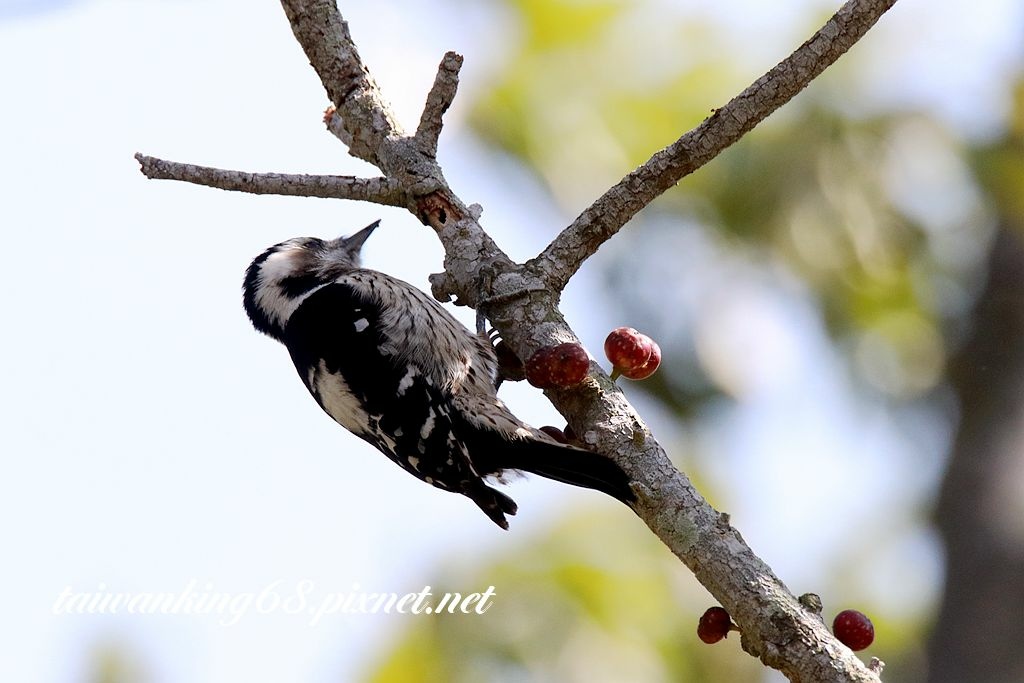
697, 606, 732, 644
621, 339, 661, 380
526, 343, 590, 389
832, 609, 874, 651
604, 327, 653, 371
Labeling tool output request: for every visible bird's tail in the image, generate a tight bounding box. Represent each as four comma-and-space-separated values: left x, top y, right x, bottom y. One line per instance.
497, 437, 636, 506
465, 481, 519, 530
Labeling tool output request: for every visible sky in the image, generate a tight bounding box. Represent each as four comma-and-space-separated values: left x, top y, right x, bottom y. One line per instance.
1, 1, 1021, 682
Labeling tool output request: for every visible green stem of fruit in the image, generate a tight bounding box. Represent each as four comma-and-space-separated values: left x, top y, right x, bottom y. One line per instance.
610, 367, 621, 381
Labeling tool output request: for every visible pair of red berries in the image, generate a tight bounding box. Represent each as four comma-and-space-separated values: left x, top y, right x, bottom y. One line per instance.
697, 607, 874, 652
524, 327, 662, 389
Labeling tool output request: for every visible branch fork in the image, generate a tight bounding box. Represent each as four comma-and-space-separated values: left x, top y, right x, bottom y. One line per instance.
136, 1, 898, 679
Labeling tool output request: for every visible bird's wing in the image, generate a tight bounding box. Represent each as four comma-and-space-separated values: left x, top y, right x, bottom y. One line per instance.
282, 284, 491, 478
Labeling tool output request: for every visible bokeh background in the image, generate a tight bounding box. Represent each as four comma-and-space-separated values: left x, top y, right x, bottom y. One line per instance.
2, 0, 1023, 681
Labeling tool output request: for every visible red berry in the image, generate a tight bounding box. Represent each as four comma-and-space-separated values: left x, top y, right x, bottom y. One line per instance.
832, 609, 874, 651
620, 339, 661, 380
539, 426, 569, 443
525, 343, 590, 388
604, 327, 653, 371
697, 606, 733, 644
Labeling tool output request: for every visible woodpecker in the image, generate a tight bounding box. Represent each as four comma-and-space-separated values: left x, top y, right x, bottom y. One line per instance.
242, 220, 634, 529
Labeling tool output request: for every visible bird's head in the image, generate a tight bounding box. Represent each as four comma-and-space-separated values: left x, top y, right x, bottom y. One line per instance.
243, 220, 379, 340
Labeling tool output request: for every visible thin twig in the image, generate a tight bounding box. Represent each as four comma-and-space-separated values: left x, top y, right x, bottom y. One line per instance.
415, 51, 464, 157
134, 154, 406, 206
536, 0, 900, 290
280, 0, 511, 299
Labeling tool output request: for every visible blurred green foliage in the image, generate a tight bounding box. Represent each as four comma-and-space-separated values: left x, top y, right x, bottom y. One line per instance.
364, 511, 926, 682
364, 513, 763, 682
471, 0, 991, 402
973, 81, 1024, 229
88, 645, 149, 683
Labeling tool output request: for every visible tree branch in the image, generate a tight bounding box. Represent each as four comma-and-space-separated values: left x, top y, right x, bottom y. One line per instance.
280, 0, 512, 306
415, 51, 464, 158
534, 0, 900, 290
273, 5, 888, 680
137, 1, 895, 678
134, 153, 406, 205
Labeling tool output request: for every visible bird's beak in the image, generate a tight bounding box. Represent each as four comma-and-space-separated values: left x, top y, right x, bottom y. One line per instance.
341, 220, 380, 254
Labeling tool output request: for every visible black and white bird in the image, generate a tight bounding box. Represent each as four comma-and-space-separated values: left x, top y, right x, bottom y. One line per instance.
242, 220, 634, 529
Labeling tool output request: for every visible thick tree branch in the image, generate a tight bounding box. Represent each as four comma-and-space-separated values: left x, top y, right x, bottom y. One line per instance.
535, 0, 900, 290
134, 154, 406, 205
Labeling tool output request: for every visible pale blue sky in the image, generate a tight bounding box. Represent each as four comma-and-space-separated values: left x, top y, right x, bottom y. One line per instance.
1, 1, 1020, 681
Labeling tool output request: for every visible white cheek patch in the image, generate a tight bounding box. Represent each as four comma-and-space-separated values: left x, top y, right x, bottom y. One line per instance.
262, 248, 302, 281
255, 247, 326, 329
